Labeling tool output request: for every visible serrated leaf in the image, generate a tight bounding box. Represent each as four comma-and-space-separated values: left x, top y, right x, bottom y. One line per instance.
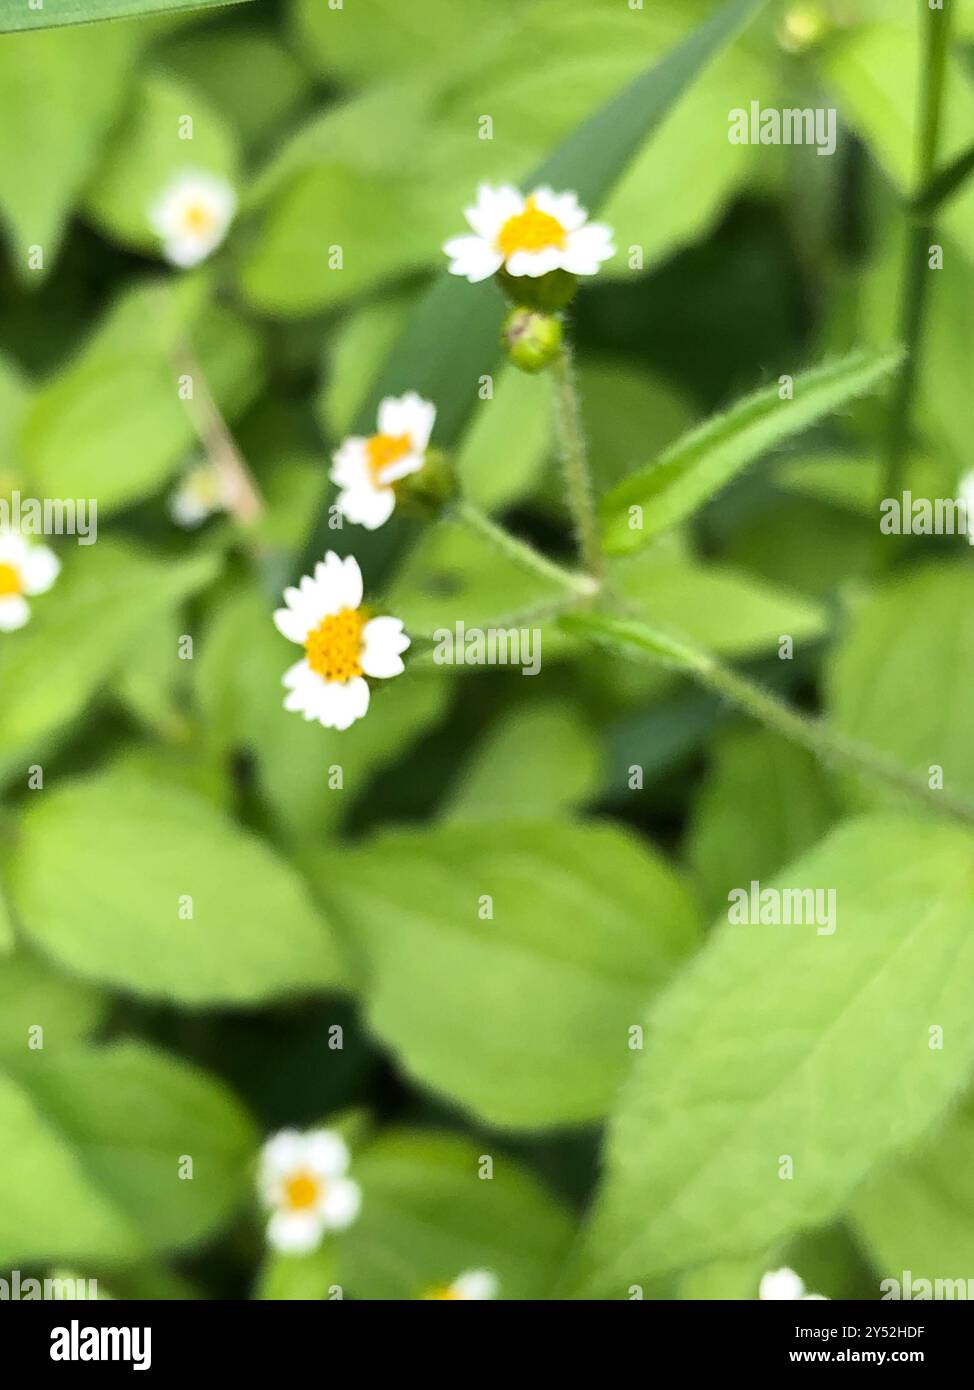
600, 349, 903, 555
573, 815, 974, 1295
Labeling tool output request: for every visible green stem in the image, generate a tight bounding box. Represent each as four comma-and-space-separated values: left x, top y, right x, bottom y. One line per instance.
454, 498, 598, 598
552, 342, 603, 579
884, 0, 954, 498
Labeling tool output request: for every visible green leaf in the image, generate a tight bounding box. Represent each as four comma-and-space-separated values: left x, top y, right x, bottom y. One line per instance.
10, 770, 347, 1004
22, 279, 262, 515
851, 1102, 974, 1289
827, 563, 974, 806
308, 821, 698, 1129
357, 0, 772, 445
84, 70, 239, 255
440, 701, 602, 824
0, 22, 138, 276
254, 1243, 339, 1302
0, 1041, 256, 1265
600, 349, 903, 555
0, 352, 28, 474
0, 0, 255, 32
336, 1129, 573, 1300
573, 814, 974, 1295
685, 728, 838, 916
0, 951, 107, 1055
0, 540, 218, 763
455, 365, 554, 513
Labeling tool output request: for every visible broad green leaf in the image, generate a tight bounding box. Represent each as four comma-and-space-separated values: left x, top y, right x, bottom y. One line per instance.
84, 70, 239, 254
316, 291, 416, 440
0, 951, 107, 1054
440, 701, 602, 823
10, 770, 347, 1004
685, 728, 838, 916
851, 1102, 974, 1289
23, 279, 262, 515
357, 0, 772, 445
0, 540, 218, 762
0, 0, 255, 31
0, 22, 138, 277
335, 1129, 573, 1300
308, 821, 699, 1129
456, 365, 553, 513
600, 349, 903, 555
0, 352, 28, 476
573, 815, 974, 1295
0, 1041, 256, 1264
254, 1244, 338, 1302
775, 450, 954, 517
827, 563, 974, 806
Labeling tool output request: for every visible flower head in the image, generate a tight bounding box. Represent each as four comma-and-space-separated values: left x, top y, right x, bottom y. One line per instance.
0, 531, 60, 632
444, 184, 614, 284
331, 392, 436, 530
424, 1269, 499, 1301
169, 461, 235, 528
148, 170, 237, 269
759, 1267, 828, 1300
273, 552, 409, 731
258, 1128, 361, 1255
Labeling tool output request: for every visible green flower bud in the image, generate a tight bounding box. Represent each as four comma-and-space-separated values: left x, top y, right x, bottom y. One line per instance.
496, 266, 578, 312
777, 2, 832, 53
502, 308, 564, 374
394, 447, 456, 515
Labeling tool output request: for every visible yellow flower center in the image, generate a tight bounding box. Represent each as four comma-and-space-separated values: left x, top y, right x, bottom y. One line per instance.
423, 1286, 460, 1300
305, 607, 365, 683
183, 201, 216, 236
283, 1170, 322, 1211
497, 196, 567, 258
0, 562, 21, 597
366, 432, 412, 484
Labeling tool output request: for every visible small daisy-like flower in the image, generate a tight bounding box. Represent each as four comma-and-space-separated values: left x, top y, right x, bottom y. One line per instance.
424, 1269, 499, 1301
258, 1128, 361, 1255
0, 531, 60, 632
331, 392, 436, 531
148, 170, 237, 269
444, 184, 614, 284
169, 461, 234, 528
759, 1267, 828, 1300
273, 552, 409, 731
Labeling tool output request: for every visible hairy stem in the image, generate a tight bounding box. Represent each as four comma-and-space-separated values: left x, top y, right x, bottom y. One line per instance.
454, 498, 599, 598
884, 0, 954, 498
174, 341, 264, 526
551, 342, 603, 579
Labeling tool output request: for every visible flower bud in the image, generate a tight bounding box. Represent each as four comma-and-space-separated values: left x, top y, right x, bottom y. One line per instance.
394, 447, 455, 515
777, 2, 831, 53
502, 308, 563, 374
496, 266, 577, 312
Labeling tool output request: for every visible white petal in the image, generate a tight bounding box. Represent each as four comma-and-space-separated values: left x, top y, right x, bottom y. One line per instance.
451, 1269, 499, 1300
338, 485, 396, 531
336, 553, 363, 610
444, 235, 504, 283
532, 186, 587, 231
377, 391, 436, 450
759, 1268, 806, 1300
466, 183, 523, 238
259, 1130, 308, 1184
318, 676, 370, 730
304, 1129, 350, 1180
360, 615, 409, 678
162, 234, 214, 269
274, 606, 311, 644
0, 595, 29, 631
20, 545, 60, 596
282, 658, 312, 690
375, 452, 424, 486
320, 1177, 361, 1231
330, 437, 369, 488
0, 533, 28, 566
267, 1209, 325, 1255
561, 223, 615, 275
504, 246, 566, 279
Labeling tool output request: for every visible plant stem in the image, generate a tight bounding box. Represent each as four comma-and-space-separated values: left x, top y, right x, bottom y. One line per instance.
884, 0, 954, 498
454, 498, 599, 599
551, 341, 603, 580
174, 340, 264, 526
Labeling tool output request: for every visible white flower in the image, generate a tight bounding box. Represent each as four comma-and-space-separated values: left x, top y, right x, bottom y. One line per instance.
759, 1267, 828, 1300
169, 461, 235, 528
0, 531, 61, 632
425, 1268, 499, 1301
273, 552, 410, 731
148, 170, 237, 269
444, 184, 615, 284
258, 1128, 361, 1255
331, 392, 436, 531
